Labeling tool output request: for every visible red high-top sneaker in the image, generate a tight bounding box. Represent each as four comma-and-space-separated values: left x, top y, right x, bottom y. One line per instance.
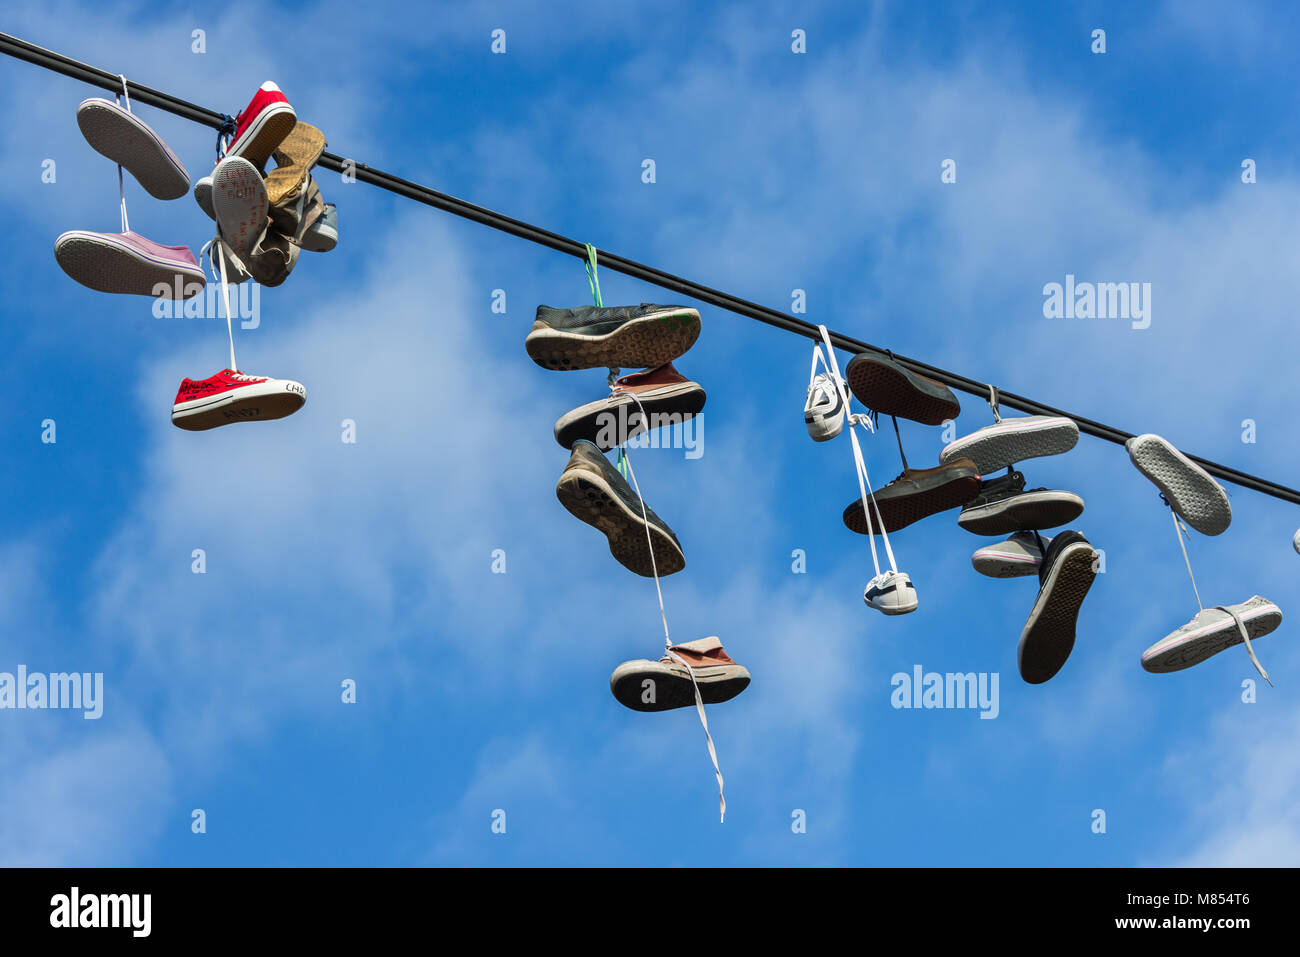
226, 82, 296, 167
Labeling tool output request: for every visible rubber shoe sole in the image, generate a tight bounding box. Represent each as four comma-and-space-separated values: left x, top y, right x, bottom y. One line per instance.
1126, 434, 1231, 536
555, 467, 685, 577
554, 381, 706, 450
76, 98, 189, 200
265, 122, 326, 205
54, 231, 204, 298
526, 308, 701, 371
971, 536, 1046, 579
212, 157, 268, 260
845, 353, 960, 426
843, 463, 980, 534
171, 380, 306, 431
958, 489, 1084, 536
1018, 540, 1097, 684
940, 416, 1079, 474
610, 659, 750, 711
1142, 599, 1282, 673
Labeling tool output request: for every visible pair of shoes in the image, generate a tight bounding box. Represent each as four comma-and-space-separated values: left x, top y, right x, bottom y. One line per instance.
54, 98, 204, 298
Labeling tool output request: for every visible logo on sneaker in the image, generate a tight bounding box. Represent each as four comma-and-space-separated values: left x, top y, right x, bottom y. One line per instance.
890, 664, 999, 719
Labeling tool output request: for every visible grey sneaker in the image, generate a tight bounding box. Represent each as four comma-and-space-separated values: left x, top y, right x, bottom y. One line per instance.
1142, 597, 1282, 675
555, 440, 685, 577
1018, 531, 1098, 684
972, 531, 1051, 579
940, 415, 1079, 474
1126, 433, 1231, 536
526, 303, 701, 371
76, 97, 190, 201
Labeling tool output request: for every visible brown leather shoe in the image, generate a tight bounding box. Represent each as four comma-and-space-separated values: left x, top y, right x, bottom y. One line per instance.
843, 458, 981, 533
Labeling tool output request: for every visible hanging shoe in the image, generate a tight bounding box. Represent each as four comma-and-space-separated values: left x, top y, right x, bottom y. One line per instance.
940, 415, 1079, 475
54, 230, 204, 298
971, 531, 1050, 579
805, 370, 846, 442
526, 304, 701, 371
75, 98, 189, 201
842, 459, 980, 534
171, 369, 306, 431
958, 472, 1084, 536
201, 236, 253, 285
300, 203, 337, 253
212, 156, 268, 261
1141, 597, 1282, 675
553, 363, 706, 451
193, 174, 216, 219
226, 81, 297, 168
1126, 434, 1231, 536
1018, 531, 1098, 684
844, 352, 960, 426
555, 439, 685, 577
610, 637, 750, 711
864, 569, 918, 615
264, 121, 326, 206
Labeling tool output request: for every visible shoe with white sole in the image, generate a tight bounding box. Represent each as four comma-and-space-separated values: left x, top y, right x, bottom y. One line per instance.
171, 368, 306, 430
958, 474, 1084, 536
212, 156, 268, 260
940, 415, 1079, 475
864, 569, 918, 615
553, 363, 706, 451
526, 304, 701, 371
300, 202, 337, 252
805, 370, 846, 442
226, 82, 297, 168
972, 531, 1050, 579
610, 636, 750, 712
1294, 528, 1300, 555
1018, 531, 1098, 684
76, 97, 189, 200
1127, 433, 1231, 536
555, 439, 685, 577
54, 230, 204, 298
1142, 597, 1282, 675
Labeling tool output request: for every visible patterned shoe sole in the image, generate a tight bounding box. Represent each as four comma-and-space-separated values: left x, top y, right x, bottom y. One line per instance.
226, 103, 298, 169
55, 232, 204, 298
610, 664, 750, 711
1018, 543, 1097, 684
1142, 603, 1282, 673
213, 158, 269, 261
77, 99, 189, 200
265, 122, 326, 206
555, 468, 685, 577
940, 417, 1079, 474
526, 310, 701, 371
958, 491, 1084, 536
970, 548, 1040, 579
843, 469, 980, 534
845, 356, 960, 426
1127, 434, 1231, 536
553, 382, 706, 450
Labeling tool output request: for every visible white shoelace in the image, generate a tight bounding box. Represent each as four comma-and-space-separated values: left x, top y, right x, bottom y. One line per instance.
613, 386, 727, 823
1171, 507, 1270, 683
115, 75, 130, 234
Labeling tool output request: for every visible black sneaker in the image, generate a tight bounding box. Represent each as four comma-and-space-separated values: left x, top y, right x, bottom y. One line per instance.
842, 459, 981, 534
844, 352, 961, 426
1018, 530, 1098, 684
554, 440, 685, 577
526, 303, 701, 371
958, 473, 1085, 536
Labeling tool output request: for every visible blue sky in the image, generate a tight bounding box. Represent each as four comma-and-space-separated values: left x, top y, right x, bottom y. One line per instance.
1, 0, 1298, 866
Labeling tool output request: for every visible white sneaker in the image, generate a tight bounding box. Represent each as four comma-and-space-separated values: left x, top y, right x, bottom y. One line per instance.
1142, 597, 1282, 675
940, 415, 1079, 475
864, 569, 918, 615
972, 531, 1050, 579
1126, 433, 1231, 536
804, 371, 846, 442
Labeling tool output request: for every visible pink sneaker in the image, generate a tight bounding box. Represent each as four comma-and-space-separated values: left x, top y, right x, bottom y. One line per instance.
76, 98, 189, 200
171, 368, 306, 431
610, 637, 750, 712
54, 230, 204, 299
226, 82, 296, 168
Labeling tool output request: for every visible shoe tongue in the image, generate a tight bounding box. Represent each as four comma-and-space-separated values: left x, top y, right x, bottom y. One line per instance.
670, 636, 723, 655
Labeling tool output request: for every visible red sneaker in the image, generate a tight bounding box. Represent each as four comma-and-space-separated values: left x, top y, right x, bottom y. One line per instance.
171, 368, 305, 431
226, 82, 296, 168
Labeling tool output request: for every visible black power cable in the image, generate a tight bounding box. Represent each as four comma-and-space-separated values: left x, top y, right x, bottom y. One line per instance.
3, 31, 1297, 506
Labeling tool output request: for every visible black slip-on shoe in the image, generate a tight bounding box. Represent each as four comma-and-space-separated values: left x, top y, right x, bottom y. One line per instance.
1018, 530, 1097, 684
555, 439, 685, 576
844, 352, 961, 426
526, 303, 701, 371
958, 472, 1084, 536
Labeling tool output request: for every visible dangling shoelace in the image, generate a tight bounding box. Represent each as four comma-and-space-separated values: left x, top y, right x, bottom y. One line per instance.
115, 75, 131, 234
1167, 501, 1270, 684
